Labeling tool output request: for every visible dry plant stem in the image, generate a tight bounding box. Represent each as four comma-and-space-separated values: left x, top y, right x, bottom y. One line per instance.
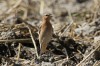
0, 38, 32, 43
58, 24, 67, 35
40, 0, 45, 15
4, 62, 7, 66
94, 30, 100, 36
59, 9, 74, 59
22, 0, 29, 20
30, 59, 35, 65
54, 57, 68, 66
54, 55, 75, 65
76, 44, 100, 66
63, 48, 69, 59
10, 57, 25, 61
93, 61, 100, 66
0, 0, 22, 23
91, 0, 99, 23
61, 9, 74, 36
5, 42, 11, 56
22, 20, 38, 31
27, 26, 39, 58
6, 0, 22, 14
17, 43, 21, 61
22, 19, 39, 58
17, 7, 28, 20
77, 50, 85, 57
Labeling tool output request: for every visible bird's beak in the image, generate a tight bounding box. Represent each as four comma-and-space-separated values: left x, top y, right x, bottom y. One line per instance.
49, 14, 52, 18
50, 15, 52, 18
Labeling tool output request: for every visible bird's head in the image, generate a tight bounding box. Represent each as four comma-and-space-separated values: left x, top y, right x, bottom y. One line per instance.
42, 14, 52, 21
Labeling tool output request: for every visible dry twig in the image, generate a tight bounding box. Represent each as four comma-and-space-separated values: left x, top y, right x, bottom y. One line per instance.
0, 38, 32, 43
76, 43, 100, 66
21, 18, 39, 58
6, 0, 22, 14
40, 0, 45, 15
16, 43, 22, 61
61, 9, 74, 36
27, 26, 39, 58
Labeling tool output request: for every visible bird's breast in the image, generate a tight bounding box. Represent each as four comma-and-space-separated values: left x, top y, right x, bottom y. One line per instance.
39, 22, 53, 44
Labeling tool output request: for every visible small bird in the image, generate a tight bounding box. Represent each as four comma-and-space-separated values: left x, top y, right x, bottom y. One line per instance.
39, 14, 53, 55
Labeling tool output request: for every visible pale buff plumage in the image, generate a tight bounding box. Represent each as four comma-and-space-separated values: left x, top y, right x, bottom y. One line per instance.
39, 14, 53, 54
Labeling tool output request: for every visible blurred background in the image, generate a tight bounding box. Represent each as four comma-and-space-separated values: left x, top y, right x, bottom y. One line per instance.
0, 0, 100, 34
0, 0, 99, 23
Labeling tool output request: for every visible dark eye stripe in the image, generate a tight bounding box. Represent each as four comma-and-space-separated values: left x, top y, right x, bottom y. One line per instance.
45, 15, 49, 16
45, 14, 51, 16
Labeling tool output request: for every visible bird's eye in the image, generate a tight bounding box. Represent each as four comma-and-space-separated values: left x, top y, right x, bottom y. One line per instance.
45, 15, 49, 16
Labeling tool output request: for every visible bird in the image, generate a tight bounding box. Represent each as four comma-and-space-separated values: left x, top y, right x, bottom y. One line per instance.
39, 14, 53, 55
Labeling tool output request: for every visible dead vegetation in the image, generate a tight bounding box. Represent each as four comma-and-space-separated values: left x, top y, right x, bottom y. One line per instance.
0, 0, 100, 66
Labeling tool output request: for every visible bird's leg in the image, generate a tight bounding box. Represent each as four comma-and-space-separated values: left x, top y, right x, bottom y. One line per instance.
41, 43, 48, 54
